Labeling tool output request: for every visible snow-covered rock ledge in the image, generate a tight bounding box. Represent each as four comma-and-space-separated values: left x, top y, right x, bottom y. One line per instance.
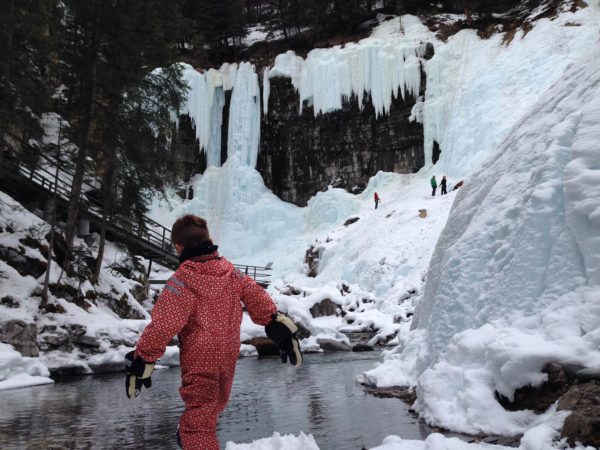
0, 343, 52, 390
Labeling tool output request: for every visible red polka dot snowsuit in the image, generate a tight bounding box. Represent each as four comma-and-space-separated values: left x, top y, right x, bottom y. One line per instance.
135, 252, 277, 450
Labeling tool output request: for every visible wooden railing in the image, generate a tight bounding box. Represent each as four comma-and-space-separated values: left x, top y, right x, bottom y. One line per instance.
0, 150, 272, 285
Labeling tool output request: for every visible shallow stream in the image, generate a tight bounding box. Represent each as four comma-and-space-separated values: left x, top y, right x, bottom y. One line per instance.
0, 351, 435, 449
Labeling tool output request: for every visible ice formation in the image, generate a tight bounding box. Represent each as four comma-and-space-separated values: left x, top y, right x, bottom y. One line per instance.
362, 2, 600, 437
421, 5, 600, 179
262, 67, 270, 116
268, 17, 430, 117
180, 65, 225, 167
227, 62, 262, 168
180, 62, 262, 168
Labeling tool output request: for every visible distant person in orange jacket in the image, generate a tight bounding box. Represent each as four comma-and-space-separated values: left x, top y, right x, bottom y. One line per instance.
124, 215, 302, 450
374, 192, 381, 209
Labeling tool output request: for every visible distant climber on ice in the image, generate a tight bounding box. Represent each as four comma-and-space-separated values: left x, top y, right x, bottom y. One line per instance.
374, 192, 381, 209
431, 175, 437, 196
124, 215, 302, 450
441, 175, 448, 195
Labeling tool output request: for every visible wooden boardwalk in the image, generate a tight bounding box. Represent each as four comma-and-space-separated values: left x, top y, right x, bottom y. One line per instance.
0, 151, 272, 286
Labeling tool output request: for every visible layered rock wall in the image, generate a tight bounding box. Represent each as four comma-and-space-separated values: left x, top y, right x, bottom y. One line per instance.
257, 76, 425, 206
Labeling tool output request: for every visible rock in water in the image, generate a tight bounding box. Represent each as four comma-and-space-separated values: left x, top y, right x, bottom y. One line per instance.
317, 338, 351, 352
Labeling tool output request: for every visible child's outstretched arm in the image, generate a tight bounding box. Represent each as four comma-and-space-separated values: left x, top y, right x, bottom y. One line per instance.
239, 273, 302, 367
239, 273, 277, 326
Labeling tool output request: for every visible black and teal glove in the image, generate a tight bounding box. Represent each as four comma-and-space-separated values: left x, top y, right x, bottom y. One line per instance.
124, 351, 154, 399
265, 312, 303, 367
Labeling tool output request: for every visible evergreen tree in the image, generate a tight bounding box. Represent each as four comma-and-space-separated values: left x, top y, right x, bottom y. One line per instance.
58, 0, 189, 280
0, 0, 58, 156
183, 0, 247, 49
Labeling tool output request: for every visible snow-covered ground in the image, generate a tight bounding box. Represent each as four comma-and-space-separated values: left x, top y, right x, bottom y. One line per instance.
0, 190, 152, 389
366, 33, 600, 438
0, 342, 52, 390
226, 429, 591, 450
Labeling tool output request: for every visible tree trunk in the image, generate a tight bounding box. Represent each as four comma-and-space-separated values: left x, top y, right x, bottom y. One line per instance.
92, 222, 106, 283
92, 165, 114, 283
63, 8, 99, 257
42, 198, 56, 301
42, 120, 63, 299
277, 0, 289, 40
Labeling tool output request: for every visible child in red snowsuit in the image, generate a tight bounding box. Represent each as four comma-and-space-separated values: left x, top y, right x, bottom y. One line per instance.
124, 215, 302, 450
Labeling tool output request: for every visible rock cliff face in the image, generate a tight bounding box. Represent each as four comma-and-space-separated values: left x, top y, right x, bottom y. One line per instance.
257, 76, 426, 206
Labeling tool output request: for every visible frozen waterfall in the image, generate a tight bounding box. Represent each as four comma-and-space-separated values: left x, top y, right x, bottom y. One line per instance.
180, 62, 261, 169
227, 62, 262, 168
267, 18, 429, 117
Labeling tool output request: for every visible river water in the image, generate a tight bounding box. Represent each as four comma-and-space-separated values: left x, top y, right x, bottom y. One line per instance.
0, 351, 434, 449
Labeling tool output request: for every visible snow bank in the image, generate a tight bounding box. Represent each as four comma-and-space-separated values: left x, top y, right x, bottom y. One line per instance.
366, 12, 600, 437
0, 189, 155, 376
371, 419, 599, 450
0, 343, 52, 390
225, 432, 319, 450
371, 433, 506, 450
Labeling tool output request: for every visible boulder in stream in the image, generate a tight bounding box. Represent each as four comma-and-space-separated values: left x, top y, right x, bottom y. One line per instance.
243, 337, 279, 356
317, 338, 351, 352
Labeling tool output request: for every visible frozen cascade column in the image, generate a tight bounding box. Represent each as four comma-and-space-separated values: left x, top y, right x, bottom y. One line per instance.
227, 62, 261, 168
207, 86, 225, 167
179, 64, 226, 168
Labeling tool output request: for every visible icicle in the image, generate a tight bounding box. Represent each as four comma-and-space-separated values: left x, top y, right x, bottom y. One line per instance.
263, 66, 270, 116
269, 39, 425, 118
178, 64, 229, 166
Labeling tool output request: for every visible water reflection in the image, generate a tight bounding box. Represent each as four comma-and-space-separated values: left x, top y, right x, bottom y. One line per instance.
0, 352, 432, 449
